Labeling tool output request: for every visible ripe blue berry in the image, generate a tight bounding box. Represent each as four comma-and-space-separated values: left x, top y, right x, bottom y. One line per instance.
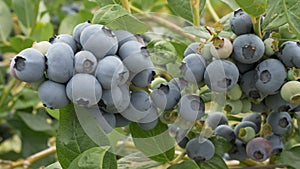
178, 94, 205, 122
266, 111, 292, 135
10, 48, 45, 82
73, 21, 91, 44
74, 50, 97, 74
38, 80, 69, 109
131, 68, 155, 88
246, 137, 272, 162
214, 125, 236, 143
180, 53, 206, 83
277, 41, 300, 68
186, 137, 215, 162
113, 30, 137, 47
206, 112, 228, 130
230, 9, 253, 35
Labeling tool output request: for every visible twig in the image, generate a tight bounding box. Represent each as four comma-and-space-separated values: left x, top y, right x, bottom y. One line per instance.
192, 0, 200, 26
229, 163, 289, 169
169, 151, 186, 165
206, 0, 220, 22
1, 146, 57, 169
130, 5, 197, 42
252, 16, 262, 38
121, 0, 131, 13
0, 78, 18, 107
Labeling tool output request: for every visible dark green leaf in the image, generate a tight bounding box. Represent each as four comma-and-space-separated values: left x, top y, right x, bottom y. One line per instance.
168, 160, 199, 169
197, 155, 228, 169
129, 121, 175, 162
167, 0, 193, 23
210, 136, 232, 155
0, 0, 13, 42
280, 145, 300, 168
68, 147, 116, 169
262, 1, 287, 31
118, 152, 162, 169
30, 22, 54, 41
59, 10, 93, 35
92, 4, 147, 34
95, 0, 121, 6
102, 150, 118, 169
283, 0, 300, 40
9, 36, 34, 52
46, 108, 60, 120
219, 0, 239, 10
235, 0, 267, 17
11, 0, 40, 35
56, 104, 99, 169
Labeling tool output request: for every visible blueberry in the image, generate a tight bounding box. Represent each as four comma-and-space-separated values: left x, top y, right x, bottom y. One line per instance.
246, 137, 272, 162
10, 48, 45, 82
255, 59, 287, 95
72, 21, 91, 44
118, 41, 154, 73
242, 113, 262, 133
210, 38, 233, 59
204, 59, 239, 92
66, 73, 102, 107
45, 42, 74, 83
99, 84, 130, 113
233, 58, 257, 74
265, 134, 285, 154
115, 113, 131, 127
74, 50, 97, 74
180, 53, 206, 83
234, 121, 259, 136
49, 34, 78, 53
61, 3, 80, 15
277, 41, 300, 68
251, 102, 269, 113
95, 56, 129, 89
120, 90, 152, 122
265, 93, 297, 112
206, 112, 228, 130
38, 80, 69, 109
131, 68, 155, 88
280, 80, 300, 104
184, 42, 200, 57
214, 125, 236, 143
186, 137, 215, 162
151, 82, 181, 111
80, 24, 118, 60
266, 111, 292, 135
240, 70, 265, 101
32, 41, 52, 55
168, 77, 189, 91
178, 94, 205, 122
230, 9, 253, 35
228, 139, 248, 161
113, 30, 137, 47
233, 34, 265, 64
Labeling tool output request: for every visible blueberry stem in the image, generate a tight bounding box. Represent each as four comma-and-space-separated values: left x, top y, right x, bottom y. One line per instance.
169, 150, 186, 165
252, 16, 262, 38
206, 0, 220, 22
121, 0, 131, 13
191, 0, 200, 26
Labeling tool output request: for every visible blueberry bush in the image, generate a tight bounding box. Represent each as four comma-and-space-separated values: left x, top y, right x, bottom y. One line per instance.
1, 0, 300, 169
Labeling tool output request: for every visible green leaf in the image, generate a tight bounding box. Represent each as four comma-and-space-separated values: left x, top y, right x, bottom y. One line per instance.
9, 36, 34, 52
150, 40, 178, 65
18, 112, 54, 133
13, 88, 40, 109
68, 147, 116, 169
197, 155, 228, 169
235, 0, 267, 17
56, 104, 99, 169
59, 10, 93, 35
283, 0, 300, 40
167, 0, 193, 23
219, 0, 239, 10
262, 1, 286, 31
118, 152, 163, 169
280, 145, 300, 169
95, 0, 121, 6
129, 121, 175, 162
92, 4, 147, 34
30, 22, 54, 41
168, 160, 199, 169
0, 0, 13, 42
11, 0, 40, 36
46, 108, 60, 120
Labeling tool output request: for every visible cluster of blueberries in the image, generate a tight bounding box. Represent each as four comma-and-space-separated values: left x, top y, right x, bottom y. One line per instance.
173, 9, 298, 163
9, 8, 300, 164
